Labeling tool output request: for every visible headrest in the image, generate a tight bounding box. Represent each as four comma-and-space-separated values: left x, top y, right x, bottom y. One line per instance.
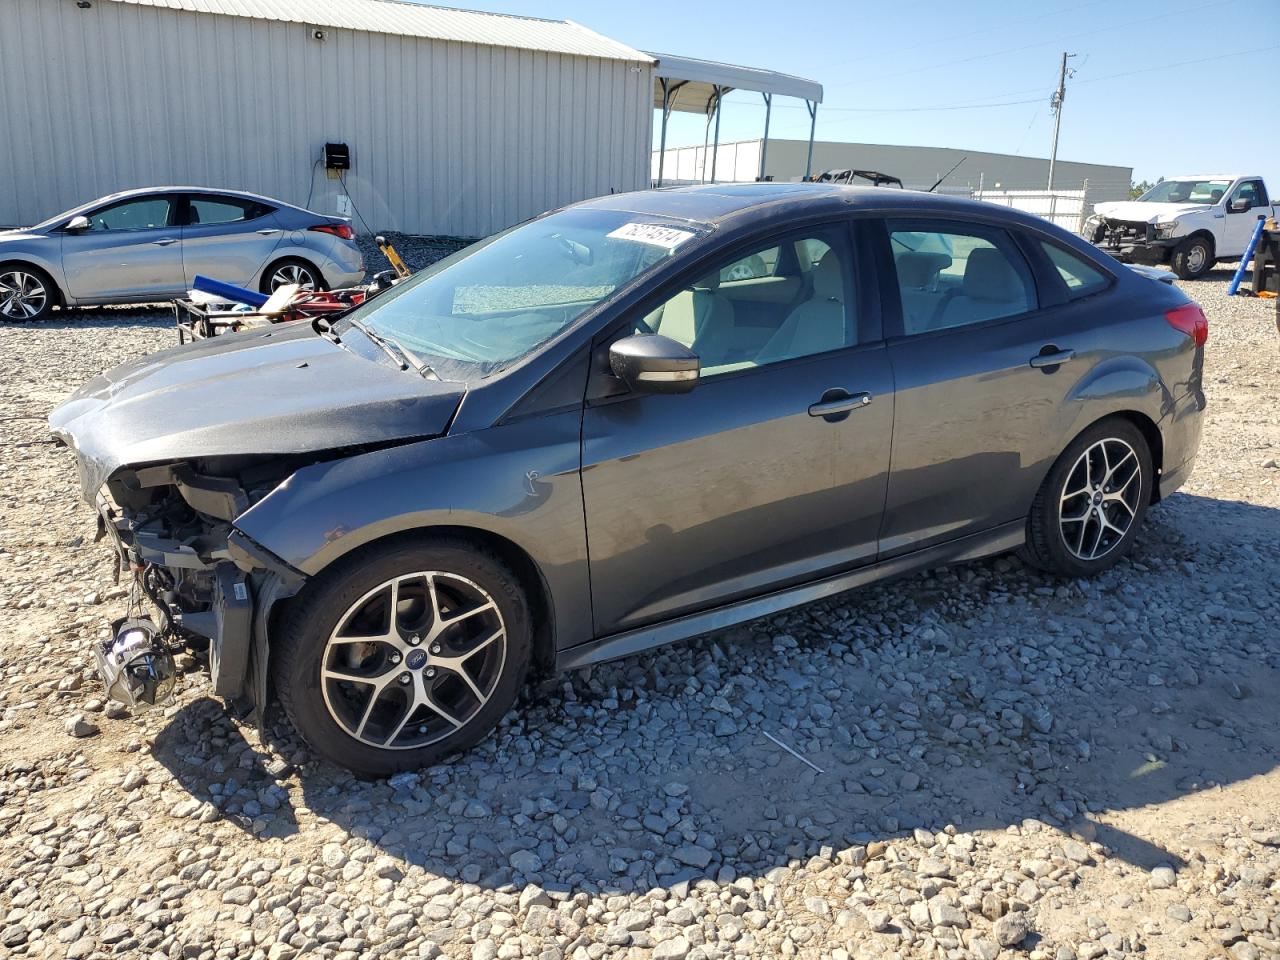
1209, 189, 1224, 203
694, 268, 722, 291
813, 250, 843, 301
896, 251, 953, 289
963, 247, 1024, 301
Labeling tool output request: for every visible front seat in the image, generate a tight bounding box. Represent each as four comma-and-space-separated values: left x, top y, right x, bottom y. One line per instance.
649, 272, 741, 369
755, 250, 847, 364
935, 247, 1029, 330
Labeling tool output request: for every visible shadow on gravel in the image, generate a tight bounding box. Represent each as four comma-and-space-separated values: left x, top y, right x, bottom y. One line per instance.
150, 492, 1279, 895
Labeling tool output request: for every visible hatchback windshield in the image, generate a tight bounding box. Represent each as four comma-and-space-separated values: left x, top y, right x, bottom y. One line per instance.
339, 208, 709, 378
1137, 179, 1232, 204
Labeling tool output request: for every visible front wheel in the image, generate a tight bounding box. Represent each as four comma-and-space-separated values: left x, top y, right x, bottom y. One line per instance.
0, 264, 57, 322
1022, 419, 1153, 577
1171, 236, 1213, 280
274, 538, 531, 776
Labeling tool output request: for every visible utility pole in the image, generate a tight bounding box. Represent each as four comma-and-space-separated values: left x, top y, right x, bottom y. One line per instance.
1047, 51, 1076, 192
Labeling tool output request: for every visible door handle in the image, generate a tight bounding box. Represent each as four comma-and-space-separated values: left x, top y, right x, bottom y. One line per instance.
152, 237, 178, 246
808, 392, 872, 417
1029, 348, 1076, 369
256, 228, 280, 235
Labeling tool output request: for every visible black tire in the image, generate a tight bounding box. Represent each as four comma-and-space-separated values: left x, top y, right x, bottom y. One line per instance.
259, 257, 326, 294
0, 262, 59, 322
1022, 418, 1153, 577
1171, 235, 1213, 280
274, 537, 532, 777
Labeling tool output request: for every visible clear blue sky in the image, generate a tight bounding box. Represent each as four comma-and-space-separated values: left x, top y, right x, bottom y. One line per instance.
421, 0, 1279, 188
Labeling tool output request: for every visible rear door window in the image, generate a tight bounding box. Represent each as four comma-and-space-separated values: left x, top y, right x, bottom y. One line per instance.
187, 196, 268, 225
887, 221, 1037, 335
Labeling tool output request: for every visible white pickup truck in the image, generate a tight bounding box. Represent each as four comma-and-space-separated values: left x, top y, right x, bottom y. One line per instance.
1082, 174, 1277, 279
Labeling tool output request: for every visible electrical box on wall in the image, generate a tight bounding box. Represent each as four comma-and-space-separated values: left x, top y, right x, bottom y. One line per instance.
324, 142, 350, 171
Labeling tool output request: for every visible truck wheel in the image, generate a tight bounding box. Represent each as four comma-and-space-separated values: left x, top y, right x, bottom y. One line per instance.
1171, 236, 1212, 280
274, 537, 531, 777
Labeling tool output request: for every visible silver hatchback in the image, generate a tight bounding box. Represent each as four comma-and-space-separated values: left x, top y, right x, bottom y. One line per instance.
0, 187, 365, 321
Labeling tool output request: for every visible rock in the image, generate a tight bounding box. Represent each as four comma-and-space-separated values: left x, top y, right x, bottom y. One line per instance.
672, 845, 712, 869
509, 849, 543, 874
1166, 904, 1192, 923
64, 714, 99, 738
928, 899, 967, 928
1149, 865, 1176, 889
652, 936, 690, 960
971, 938, 1001, 960
321, 843, 348, 869
864, 908, 892, 932
918, 857, 950, 877
994, 911, 1033, 947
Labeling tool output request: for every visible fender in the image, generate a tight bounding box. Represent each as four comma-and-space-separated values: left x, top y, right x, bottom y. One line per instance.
1058, 352, 1174, 472
233, 407, 593, 651
0, 246, 64, 298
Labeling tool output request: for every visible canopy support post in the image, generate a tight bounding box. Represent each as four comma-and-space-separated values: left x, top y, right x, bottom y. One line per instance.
657, 77, 672, 187
710, 85, 723, 183
759, 92, 772, 181
804, 99, 818, 180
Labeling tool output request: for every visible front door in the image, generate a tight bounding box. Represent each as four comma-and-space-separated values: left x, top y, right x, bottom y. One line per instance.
877, 218, 1086, 555
1221, 179, 1268, 258
61, 195, 185, 301
581, 224, 894, 635
179, 194, 282, 287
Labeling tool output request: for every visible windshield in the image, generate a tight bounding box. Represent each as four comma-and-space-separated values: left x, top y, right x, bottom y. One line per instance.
1137, 179, 1232, 205
338, 208, 708, 378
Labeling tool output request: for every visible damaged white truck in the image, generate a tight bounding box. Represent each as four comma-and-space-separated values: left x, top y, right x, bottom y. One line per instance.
1082, 175, 1275, 280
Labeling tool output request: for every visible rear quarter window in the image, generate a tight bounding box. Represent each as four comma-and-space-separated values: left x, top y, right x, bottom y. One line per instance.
1040, 241, 1108, 298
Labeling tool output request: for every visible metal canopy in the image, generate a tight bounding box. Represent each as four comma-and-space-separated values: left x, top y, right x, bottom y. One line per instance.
649, 53, 823, 112
649, 53, 823, 186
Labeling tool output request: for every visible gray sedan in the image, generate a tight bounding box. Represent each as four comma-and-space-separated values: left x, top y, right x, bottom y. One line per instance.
0, 187, 364, 320
51, 184, 1206, 776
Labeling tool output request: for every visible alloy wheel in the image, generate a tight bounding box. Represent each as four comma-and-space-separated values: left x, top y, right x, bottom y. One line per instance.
0, 270, 48, 320
320, 571, 507, 750
270, 263, 317, 291
1058, 437, 1143, 561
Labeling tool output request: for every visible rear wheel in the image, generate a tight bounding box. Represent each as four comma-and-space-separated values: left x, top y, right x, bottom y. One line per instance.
274, 537, 531, 776
0, 264, 57, 321
1171, 236, 1213, 280
260, 257, 325, 294
1022, 419, 1153, 577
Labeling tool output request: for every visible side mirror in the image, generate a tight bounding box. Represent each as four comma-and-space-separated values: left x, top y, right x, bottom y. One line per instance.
64, 215, 91, 232
609, 334, 699, 395
1230, 197, 1252, 213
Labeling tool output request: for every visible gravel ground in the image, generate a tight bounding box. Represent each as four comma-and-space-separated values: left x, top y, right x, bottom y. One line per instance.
1, 264, 1277, 960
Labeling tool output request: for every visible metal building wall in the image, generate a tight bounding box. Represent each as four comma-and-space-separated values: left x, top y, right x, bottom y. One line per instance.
0, 0, 654, 236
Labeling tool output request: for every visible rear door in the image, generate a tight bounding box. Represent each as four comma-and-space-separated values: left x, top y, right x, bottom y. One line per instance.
876, 217, 1098, 555
61, 195, 185, 300
178, 194, 282, 287
581, 221, 894, 634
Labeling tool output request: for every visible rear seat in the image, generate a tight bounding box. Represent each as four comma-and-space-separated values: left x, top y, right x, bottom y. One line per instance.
894, 251, 952, 334
935, 248, 1030, 331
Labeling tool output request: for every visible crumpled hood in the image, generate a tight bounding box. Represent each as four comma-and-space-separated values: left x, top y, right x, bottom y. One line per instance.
1092, 200, 1208, 223
49, 320, 464, 500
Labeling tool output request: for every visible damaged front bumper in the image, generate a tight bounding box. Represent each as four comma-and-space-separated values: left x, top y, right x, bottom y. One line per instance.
91, 464, 304, 716
1083, 218, 1178, 265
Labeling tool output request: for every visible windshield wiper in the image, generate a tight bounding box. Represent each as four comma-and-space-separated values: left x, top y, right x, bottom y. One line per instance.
348, 318, 436, 379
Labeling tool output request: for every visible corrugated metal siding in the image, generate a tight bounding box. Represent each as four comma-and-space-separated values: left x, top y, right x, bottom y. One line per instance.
0, 0, 654, 236
104, 0, 652, 61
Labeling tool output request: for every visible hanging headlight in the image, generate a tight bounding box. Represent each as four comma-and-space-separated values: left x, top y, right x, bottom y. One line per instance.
95, 616, 177, 712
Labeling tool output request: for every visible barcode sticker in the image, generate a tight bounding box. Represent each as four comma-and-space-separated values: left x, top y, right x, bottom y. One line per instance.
607, 222, 697, 250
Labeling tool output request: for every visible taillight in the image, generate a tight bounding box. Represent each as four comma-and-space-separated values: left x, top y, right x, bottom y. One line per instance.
1164, 303, 1208, 346
311, 223, 355, 240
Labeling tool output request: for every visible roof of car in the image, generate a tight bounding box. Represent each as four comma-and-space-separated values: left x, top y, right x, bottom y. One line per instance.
578, 182, 1018, 226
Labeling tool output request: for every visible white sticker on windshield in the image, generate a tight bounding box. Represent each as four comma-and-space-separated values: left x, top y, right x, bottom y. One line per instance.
607, 222, 696, 250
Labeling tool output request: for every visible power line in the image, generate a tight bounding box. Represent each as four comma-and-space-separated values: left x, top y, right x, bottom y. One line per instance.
823, 0, 1239, 89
